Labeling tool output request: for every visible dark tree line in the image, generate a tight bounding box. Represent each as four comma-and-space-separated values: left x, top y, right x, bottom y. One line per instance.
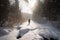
44, 0, 60, 21
32, 0, 60, 21
0, 0, 22, 28
0, 0, 10, 27
32, 0, 60, 28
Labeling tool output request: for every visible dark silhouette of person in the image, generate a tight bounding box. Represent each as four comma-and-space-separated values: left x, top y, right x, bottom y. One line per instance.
27, 19, 30, 25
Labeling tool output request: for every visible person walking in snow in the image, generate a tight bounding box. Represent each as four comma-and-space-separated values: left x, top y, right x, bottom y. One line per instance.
27, 19, 30, 25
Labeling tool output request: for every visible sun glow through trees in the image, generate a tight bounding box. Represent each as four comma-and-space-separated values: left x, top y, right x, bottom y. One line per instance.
19, 0, 37, 14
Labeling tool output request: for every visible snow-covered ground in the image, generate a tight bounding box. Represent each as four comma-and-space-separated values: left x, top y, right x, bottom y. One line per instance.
0, 20, 60, 40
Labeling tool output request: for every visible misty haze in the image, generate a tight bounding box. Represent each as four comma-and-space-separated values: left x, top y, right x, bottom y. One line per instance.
0, 0, 60, 40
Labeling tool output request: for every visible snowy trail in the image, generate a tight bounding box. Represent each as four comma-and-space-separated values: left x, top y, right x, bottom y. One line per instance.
0, 20, 37, 40
17, 20, 60, 40
0, 28, 18, 40
0, 20, 60, 40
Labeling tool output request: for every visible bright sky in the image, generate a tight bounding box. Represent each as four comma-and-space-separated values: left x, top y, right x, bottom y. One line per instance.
19, 0, 37, 14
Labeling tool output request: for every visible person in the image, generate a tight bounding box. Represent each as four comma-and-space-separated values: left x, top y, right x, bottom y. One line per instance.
27, 19, 30, 25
